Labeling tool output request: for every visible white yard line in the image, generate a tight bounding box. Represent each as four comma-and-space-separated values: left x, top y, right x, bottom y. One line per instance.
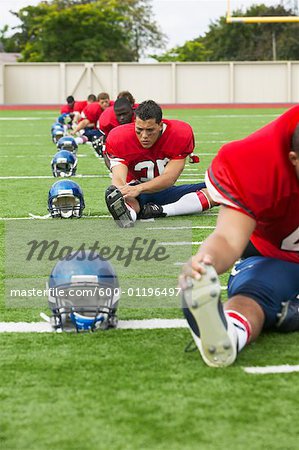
0, 117, 45, 120
0, 174, 109, 179
243, 365, 299, 375
0, 214, 218, 220
0, 319, 188, 333
0, 154, 88, 158
0, 215, 111, 220
146, 226, 215, 230
159, 241, 203, 246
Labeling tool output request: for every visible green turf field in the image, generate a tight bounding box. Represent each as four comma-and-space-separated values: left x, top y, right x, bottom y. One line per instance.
2, 107, 299, 450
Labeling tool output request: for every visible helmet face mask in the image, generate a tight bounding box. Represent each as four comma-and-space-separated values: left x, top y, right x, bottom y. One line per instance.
51, 195, 81, 218
48, 180, 85, 218
48, 253, 120, 332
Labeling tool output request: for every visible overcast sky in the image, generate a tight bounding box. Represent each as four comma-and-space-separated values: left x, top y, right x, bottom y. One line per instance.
0, 0, 289, 49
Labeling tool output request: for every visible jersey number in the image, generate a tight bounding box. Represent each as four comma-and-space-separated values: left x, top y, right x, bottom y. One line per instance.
281, 226, 299, 251
134, 158, 169, 182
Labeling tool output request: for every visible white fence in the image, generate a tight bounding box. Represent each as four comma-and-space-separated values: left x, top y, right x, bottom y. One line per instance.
1, 61, 299, 104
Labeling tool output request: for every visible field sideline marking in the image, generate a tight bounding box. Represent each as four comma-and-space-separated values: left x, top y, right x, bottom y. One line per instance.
0, 117, 45, 120
244, 365, 299, 375
0, 213, 219, 220
0, 319, 188, 333
0, 174, 110, 180
0, 154, 88, 158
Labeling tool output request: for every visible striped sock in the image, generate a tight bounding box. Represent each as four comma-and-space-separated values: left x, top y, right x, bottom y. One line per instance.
162, 190, 211, 216
225, 310, 252, 352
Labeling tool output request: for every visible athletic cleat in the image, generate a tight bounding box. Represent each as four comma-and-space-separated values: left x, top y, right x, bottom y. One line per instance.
181, 264, 237, 368
92, 136, 104, 157
105, 185, 134, 228
138, 203, 166, 219
276, 299, 299, 332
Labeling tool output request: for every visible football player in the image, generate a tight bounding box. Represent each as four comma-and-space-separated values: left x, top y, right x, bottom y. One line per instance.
104, 100, 216, 228
97, 98, 135, 160
99, 93, 136, 138
60, 95, 75, 114
70, 92, 111, 142
180, 105, 299, 368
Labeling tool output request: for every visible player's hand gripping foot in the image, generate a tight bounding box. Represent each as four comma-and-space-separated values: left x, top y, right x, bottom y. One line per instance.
105, 185, 134, 228
181, 263, 237, 368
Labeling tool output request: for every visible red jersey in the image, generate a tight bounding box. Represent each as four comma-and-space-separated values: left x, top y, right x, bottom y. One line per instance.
73, 101, 87, 113
60, 104, 73, 114
206, 105, 299, 263
99, 106, 119, 135
99, 106, 135, 136
81, 102, 102, 128
105, 119, 194, 182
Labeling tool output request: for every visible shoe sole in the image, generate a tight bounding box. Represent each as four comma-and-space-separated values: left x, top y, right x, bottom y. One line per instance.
105, 187, 134, 228
182, 264, 237, 368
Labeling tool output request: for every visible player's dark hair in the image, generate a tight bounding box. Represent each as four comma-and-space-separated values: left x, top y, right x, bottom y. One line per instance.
97, 92, 110, 101
135, 100, 162, 123
117, 91, 135, 106
87, 94, 96, 102
292, 123, 299, 155
114, 97, 132, 111
67, 95, 75, 104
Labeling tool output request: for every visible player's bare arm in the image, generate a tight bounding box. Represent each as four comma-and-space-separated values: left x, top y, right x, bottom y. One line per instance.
111, 163, 129, 188
71, 118, 90, 134
181, 206, 256, 285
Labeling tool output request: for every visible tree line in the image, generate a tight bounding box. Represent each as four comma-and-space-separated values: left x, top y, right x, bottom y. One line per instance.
1, 1, 299, 62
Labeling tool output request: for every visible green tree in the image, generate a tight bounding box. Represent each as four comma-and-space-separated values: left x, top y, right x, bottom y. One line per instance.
0, 25, 20, 52
152, 3, 299, 62
152, 40, 212, 62
2, 0, 166, 62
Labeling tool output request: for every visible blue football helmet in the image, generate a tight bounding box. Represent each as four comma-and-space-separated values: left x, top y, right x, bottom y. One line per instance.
48, 250, 120, 332
51, 150, 77, 178
48, 180, 85, 218
57, 113, 73, 125
51, 125, 65, 144
56, 136, 78, 154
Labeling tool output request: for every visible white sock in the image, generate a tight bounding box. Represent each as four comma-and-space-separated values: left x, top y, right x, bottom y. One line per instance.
225, 310, 251, 352
75, 136, 88, 145
162, 191, 210, 216
126, 204, 137, 222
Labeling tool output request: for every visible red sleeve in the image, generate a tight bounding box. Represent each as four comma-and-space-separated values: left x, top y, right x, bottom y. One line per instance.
206, 105, 299, 219
82, 103, 101, 124
99, 107, 119, 135
60, 105, 72, 114
161, 120, 195, 160
74, 101, 87, 113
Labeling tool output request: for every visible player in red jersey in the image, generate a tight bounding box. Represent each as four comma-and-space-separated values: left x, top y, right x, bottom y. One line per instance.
71, 92, 112, 142
99, 91, 137, 137
180, 106, 299, 368
100, 97, 135, 137
60, 95, 75, 114
104, 100, 216, 228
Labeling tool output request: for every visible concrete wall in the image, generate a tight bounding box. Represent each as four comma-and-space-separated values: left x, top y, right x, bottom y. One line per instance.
1, 61, 299, 104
